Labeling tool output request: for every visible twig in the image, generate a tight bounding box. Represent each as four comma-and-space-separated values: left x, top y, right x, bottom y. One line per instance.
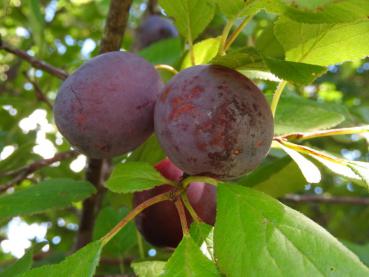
23, 71, 53, 109
282, 194, 369, 205
75, 0, 133, 251
279, 126, 369, 141
0, 39, 68, 80
0, 150, 78, 193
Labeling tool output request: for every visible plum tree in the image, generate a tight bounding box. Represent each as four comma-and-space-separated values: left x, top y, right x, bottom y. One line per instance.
135, 15, 178, 49
155, 65, 274, 180
54, 51, 162, 158
133, 158, 216, 248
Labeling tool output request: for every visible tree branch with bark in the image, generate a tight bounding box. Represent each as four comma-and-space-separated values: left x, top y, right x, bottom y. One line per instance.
0, 38, 68, 80
0, 150, 78, 193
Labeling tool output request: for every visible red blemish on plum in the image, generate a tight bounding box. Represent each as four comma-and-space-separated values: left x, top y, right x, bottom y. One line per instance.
76, 113, 86, 127
169, 103, 195, 121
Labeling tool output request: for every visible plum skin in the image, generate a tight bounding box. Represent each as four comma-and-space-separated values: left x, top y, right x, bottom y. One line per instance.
133, 158, 216, 248
136, 15, 178, 49
54, 51, 162, 158
154, 65, 274, 180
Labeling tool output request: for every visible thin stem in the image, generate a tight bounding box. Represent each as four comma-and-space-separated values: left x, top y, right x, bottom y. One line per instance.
136, 229, 145, 259
0, 40, 68, 80
23, 71, 53, 109
218, 20, 235, 55
154, 64, 178, 75
280, 126, 369, 141
271, 80, 287, 117
182, 176, 219, 188
181, 192, 201, 223
101, 191, 171, 245
224, 16, 252, 51
175, 199, 189, 235
0, 150, 78, 192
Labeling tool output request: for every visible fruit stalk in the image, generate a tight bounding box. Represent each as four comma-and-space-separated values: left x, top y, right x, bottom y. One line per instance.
181, 192, 202, 223
174, 199, 190, 235
101, 191, 172, 245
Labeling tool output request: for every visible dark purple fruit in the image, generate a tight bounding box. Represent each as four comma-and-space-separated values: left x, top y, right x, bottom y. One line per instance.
155, 65, 274, 180
54, 51, 162, 158
133, 159, 216, 248
136, 15, 178, 49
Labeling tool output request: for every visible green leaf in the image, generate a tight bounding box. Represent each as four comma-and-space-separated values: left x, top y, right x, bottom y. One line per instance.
343, 241, 369, 267
213, 0, 282, 18
211, 0, 244, 18
106, 162, 170, 193
275, 17, 369, 66
238, 157, 307, 197
278, 142, 321, 184
266, 94, 345, 134
19, 241, 102, 277
128, 135, 165, 165
0, 179, 95, 219
255, 23, 285, 59
214, 184, 369, 276
0, 250, 32, 277
181, 37, 221, 69
238, 0, 284, 17
282, 0, 369, 23
159, 0, 215, 41
138, 38, 183, 66
93, 207, 136, 255
132, 261, 166, 277
190, 222, 212, 246
161, 235, 220, 277
281, 0, 333, 10
211, 47, 265, 70
263, 57, 327, 84
239, 70, 281, 82
306, 151, 369, 189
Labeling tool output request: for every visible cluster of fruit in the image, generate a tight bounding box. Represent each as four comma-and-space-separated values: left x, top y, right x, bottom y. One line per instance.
53, 16, 273, 248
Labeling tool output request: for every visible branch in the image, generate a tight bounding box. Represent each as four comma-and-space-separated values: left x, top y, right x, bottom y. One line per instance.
147, 0, 158, 15
0, 150, 78, 193
0, 39, 68, 80
23, 71, 53, 109
75, 0, 133, 250
100, 0, 133, 53
281, 194, 369, 205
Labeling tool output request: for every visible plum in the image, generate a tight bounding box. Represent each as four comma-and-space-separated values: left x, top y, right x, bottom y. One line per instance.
133, 158, 216, 248
54, 51, 162, 158
154, 65, 274, 180
136, 15, 178, 49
